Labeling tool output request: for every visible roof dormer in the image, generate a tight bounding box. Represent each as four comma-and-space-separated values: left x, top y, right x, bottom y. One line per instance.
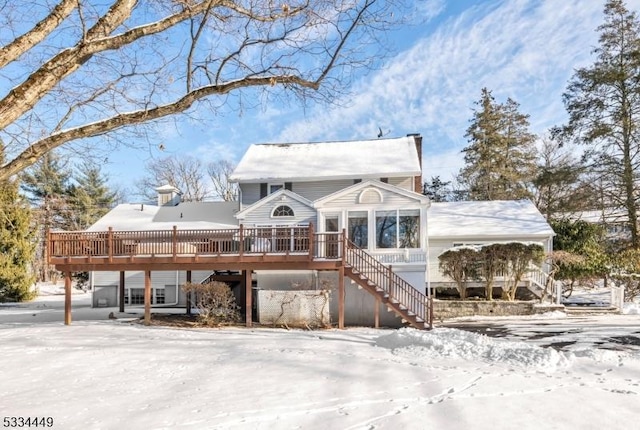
155, 184, 181, 207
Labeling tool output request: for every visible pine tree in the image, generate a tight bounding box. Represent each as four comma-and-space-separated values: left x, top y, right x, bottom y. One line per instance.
459, 88, 537, 201
561, 0, 640, 248
422, 176, 452, 202
65, 162, 117, 230
0, 143, 36, 302
20, 152, 71, 282
533, 136, 590, 220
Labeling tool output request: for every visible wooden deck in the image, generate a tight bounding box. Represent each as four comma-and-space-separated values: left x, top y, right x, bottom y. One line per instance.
48, 225, 431, 330
48, 225, 343, 272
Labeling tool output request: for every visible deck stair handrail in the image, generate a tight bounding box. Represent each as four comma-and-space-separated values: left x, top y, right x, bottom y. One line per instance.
526, 265, 562, 304
343, 238, 431, 330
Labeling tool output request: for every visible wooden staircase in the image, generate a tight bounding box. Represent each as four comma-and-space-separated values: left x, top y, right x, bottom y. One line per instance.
344, 241, 431, 330
525, 265, 562, 304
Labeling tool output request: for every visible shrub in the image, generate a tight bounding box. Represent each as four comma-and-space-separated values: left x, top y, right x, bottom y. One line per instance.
609, 249, 640, 302
181, 281, 240, 326
438, 247, 479, 299
501, 243, 544, 301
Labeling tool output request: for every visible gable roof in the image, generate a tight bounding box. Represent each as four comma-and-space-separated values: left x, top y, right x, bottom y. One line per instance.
88, 201, 239, 231
428, 200, 554, 239
314, 179, 429, 208
230, 136, 421, 183
235, 189, 314, 220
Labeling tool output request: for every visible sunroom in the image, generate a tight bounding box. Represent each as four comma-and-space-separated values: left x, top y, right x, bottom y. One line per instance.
314, 180, 431, 291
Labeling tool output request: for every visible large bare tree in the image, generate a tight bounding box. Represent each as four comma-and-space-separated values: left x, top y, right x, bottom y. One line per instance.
207, 159, 238, 201
136, 154, 210, 202
0, 0, 407, 180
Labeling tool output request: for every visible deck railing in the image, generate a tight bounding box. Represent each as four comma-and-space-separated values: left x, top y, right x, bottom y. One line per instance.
47, 224, 355, 262
344, 239, 429, 324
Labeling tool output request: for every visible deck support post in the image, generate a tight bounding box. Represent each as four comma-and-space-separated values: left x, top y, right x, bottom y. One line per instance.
244, 270, 252, 327
186, 271, 192, 315
338, 266, 345, 329
64, 271, 72, 325
118, 271, 125, 313
308, 223, 314, 261
374, 297, 380, 328
144, 270, 151, 326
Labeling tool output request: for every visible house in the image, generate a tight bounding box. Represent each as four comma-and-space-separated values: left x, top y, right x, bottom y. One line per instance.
49, 133, 555, 329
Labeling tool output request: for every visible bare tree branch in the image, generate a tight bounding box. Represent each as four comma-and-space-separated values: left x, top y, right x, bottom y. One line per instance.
0, 0, 77, 68
0, 0, 407, 181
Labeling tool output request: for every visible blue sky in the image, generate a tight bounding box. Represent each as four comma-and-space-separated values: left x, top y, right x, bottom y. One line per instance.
103, 0, 640, 196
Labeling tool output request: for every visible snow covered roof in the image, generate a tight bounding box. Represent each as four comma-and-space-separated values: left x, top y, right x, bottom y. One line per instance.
88, 201, 240, 231
155, 184, 180, 193
428, 200, 554, 239
230, 135, 422, 183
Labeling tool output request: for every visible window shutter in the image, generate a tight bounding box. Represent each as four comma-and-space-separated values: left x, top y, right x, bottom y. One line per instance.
285, 182, 292, 191
260, 183, 268, 198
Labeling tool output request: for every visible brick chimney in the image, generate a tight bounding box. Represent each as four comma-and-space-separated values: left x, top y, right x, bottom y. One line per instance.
407, 133, 422, 193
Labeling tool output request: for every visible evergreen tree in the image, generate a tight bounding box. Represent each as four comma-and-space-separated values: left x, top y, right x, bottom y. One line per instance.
0, 143, 36, 302
65, 163, 117, 230
551, 219, 609, 290
561, 0, 640, 248
20, 152, 71, 282
459, 88, 537, 201
533, 136, 591, 220
422, 176, 452, 202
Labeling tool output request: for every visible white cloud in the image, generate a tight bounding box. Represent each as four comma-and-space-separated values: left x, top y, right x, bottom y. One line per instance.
274, 0, 640, 178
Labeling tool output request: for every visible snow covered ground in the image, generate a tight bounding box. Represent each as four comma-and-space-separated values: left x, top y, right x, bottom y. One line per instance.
1, 284, 639, 429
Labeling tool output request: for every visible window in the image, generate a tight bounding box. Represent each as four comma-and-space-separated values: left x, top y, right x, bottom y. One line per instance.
376, 210, 397, 248
155, 288, 165, 305
130, 288, 144, 305
398, 210, 420, 248
160, 193, 171, 205
375, 209, 420, 248
269, 183, 284, 193
272, 205, 294, 217
348, 211, 368, 248
124, 288, 165, 305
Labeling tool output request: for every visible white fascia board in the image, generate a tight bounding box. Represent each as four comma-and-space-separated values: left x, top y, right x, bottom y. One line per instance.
231, 172, 421, 183
313, 179, 429, 209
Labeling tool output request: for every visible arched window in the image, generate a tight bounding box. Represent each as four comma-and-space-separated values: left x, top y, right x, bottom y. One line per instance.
272, 205, 294, 217
358, 188, 383, 204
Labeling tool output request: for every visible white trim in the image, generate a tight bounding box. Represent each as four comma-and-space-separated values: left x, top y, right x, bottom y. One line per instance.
271, 204, 295, 218
314, 179, 429, 209
235, 189, 313, 220
358, 187, 383, 204
269, 183, 285, 193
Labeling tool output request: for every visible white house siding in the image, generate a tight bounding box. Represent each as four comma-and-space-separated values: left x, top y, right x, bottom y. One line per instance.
393, 265, 427, 295
290, 179, 360, 202
240, 198, 317, 227
241, 180, 357, 206
240, 183, 262, 206
428, 236, 553, 284
91, 270, 214, 307
320, 186, 419, 208
388, 176, 415, 192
